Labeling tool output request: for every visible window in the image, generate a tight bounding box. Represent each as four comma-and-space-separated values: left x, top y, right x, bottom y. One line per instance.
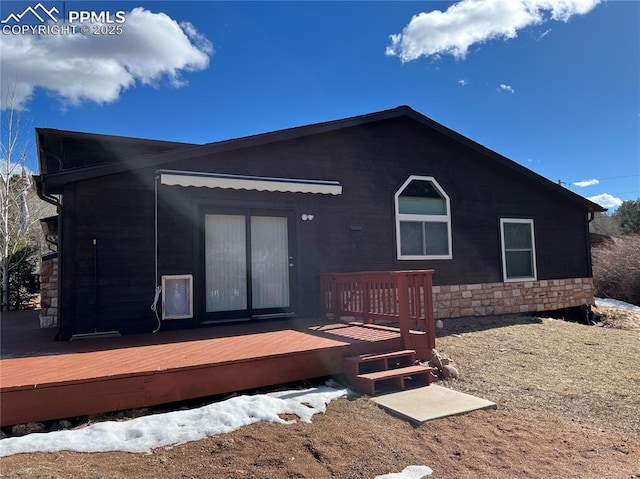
500, 219, 537, 281
395, 176, 452, 260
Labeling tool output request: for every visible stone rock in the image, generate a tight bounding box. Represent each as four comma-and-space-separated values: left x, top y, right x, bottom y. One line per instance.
59, 419, 74, 429
429, 349, 459, 380
430, 349, 444, 370
11, 422, 46, 436
430, 349, 451, 368
442, 364, 460, 379
48, 419, 74, 432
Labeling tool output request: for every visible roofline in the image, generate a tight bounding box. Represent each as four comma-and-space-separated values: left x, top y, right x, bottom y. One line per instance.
35, 127, 197, 148
40, 106, 412, 185
403, 110, 607, 213
38, 106, 606, 212
36, 127, 197, 176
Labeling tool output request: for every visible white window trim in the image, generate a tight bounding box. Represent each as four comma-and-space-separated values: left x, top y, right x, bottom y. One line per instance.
500, 218, 538, 282
395, 175, 453, 260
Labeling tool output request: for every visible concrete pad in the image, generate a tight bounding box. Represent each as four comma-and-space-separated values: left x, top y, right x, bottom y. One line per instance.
371, 385, 497, 424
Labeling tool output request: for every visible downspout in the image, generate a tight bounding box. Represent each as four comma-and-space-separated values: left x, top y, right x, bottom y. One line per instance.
44, 235, 57, 251
585, 210, 599, 322
586, 211, 596, 277
35, 178, 60, 210
35, 176, 64, 340
150, 173, 162, 333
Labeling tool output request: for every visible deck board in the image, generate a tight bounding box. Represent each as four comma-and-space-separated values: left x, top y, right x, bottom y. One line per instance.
1, 329, 350, 390
0, 312, 403, 426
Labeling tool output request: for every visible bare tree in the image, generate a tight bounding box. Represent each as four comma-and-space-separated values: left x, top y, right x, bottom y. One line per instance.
1, 86, 54, 311
590, 212, 621, 237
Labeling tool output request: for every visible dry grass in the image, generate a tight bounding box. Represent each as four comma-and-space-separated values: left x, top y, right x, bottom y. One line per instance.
592, 234, 640, 306
596, 305, 640, 331
436, 313, 640, 434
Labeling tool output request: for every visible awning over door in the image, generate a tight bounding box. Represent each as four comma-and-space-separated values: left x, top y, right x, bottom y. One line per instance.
158, 169, 342, 195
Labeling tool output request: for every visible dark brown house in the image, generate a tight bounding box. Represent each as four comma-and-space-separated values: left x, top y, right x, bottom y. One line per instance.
35, 106, 604, 339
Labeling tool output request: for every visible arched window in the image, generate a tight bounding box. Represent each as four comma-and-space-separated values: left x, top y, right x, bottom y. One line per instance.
394, 176, 452, 260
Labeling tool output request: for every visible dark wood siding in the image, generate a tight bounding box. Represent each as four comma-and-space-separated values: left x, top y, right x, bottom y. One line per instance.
59, 116, 593, 335
62, 175, 158, 336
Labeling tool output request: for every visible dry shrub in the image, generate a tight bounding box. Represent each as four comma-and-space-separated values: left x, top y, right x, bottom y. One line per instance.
592, 234, 640, 305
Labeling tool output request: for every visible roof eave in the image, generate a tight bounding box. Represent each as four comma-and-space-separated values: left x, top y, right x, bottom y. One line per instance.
36, 105, 607, 213
37, 106, 415, 186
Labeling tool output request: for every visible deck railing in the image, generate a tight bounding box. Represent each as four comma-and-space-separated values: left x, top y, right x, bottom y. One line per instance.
319, 270, 435, 356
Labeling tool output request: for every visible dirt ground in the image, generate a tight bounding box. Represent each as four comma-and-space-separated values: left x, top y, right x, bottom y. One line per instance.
1, 310, 639, 479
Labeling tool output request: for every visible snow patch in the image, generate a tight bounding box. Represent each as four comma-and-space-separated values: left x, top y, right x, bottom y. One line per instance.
0, 386, 346, 457
595, 297, 640, 312
376, 465, 433, 478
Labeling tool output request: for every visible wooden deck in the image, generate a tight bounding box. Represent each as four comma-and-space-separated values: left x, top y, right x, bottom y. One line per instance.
0, 311, 404, 426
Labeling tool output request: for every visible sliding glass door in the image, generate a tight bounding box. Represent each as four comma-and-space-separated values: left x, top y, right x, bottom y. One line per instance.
205, 214, 248, 312
204, 211, 293, 319
250, 216, 290, 309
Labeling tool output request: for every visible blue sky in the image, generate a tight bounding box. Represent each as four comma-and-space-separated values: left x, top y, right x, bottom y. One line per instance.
1, 0, 638, 209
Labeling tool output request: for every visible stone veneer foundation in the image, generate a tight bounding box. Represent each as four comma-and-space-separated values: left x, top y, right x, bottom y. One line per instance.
39, 256, 58, 328
432, 277, 595, 319
35, 266, 595, 328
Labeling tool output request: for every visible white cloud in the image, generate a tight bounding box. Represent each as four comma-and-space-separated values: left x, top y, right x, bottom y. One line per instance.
386, 0, 601, 62
0, 8, 213, 109
573, 178, 599, 187
458, 79, 468, 86
588, 193, 623, 209
497, 83, 515, 93
0, 159, 36, 178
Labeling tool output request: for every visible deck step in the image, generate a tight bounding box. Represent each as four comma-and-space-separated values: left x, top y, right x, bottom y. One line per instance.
345, 349, 417, 363
343, 349, 417, 377
342, 349, 435, 395
355, 365, 432, 395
